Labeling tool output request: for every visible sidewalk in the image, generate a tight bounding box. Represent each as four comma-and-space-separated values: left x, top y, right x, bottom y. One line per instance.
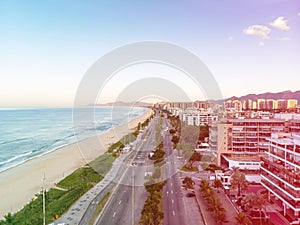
54, 151, 131, 225
215, 190, 238, 223
194, 185, 218, 225
194, 185, 238, 225
181, 189, 205, 225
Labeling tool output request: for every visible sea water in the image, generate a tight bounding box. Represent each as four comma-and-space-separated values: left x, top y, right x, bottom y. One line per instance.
0, 107, 146, 172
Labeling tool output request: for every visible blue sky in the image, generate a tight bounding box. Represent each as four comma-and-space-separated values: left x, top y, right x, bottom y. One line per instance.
0, 0, 299, 107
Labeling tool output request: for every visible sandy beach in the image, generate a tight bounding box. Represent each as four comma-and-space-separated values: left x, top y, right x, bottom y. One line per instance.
0, 108, 153, 218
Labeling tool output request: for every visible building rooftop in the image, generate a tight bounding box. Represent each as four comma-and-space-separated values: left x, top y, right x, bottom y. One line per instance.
267, 133, 300, 146
222, 154, 261, 162
228, 118, 285, 122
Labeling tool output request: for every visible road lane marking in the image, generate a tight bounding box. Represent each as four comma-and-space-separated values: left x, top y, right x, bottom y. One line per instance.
173, 210, 175, 216
119, 200, 122, 205
171, 190, 173, 194
113, 212, 116, 218
172, 199, 174, 204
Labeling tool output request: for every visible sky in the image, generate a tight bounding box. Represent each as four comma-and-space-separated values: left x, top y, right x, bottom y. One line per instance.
0, 0, 300, 107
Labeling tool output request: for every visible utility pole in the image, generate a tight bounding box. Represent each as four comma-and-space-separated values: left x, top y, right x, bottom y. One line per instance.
131, 167, 135, 225
42, 172, 46, 225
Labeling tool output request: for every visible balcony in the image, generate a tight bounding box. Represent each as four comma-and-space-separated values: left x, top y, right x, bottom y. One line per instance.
261, 172, 300, 198
261, 179, 300, 209
232, 139, 244, 143
260, 158, 300, 186
268, 149, 285, 159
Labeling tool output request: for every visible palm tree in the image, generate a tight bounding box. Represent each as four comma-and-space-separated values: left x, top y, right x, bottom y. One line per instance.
199, 179, 210, 192
253, 194, 266, 225
215, 208, 227, 225
214, 179, 223, 193
241, 193, 256, 213
230, 168, 248, 196
183, 177, 194, 189
235, 212, 252, 225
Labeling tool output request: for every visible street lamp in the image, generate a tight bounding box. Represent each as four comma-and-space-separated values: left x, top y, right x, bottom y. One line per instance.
41, 173, 46, 225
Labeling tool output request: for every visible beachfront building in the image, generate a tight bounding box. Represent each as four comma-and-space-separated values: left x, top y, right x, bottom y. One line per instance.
224, 98, 298, 112
211, 118, 286, 170
260, 133, 300, 223
180, 108, 218, 126
224, 99, 243, 111
288, 100, 298, 109
274, 113, 300, 121
289, 120, 300, 134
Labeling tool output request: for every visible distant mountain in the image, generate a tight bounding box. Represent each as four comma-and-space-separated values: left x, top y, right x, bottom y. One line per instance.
92, 101, 153, 107
225, 90, 300, 102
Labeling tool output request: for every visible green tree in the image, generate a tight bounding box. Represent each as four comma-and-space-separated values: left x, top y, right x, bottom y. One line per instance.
231, 168, 248, 196
189, 152, 202, 163
214, 179, 223, 193
241, 193, 256, 213
137, 122, 141, 131
199, 125, 209, 142
4, 213, 14, 224
199, 179, 210, 193
182, 177, 194, 189
169, 129, 176, 135
199, 179, 227, 225
235, 212, 252, 225
215, 208, 227, 225
171, 135, 180, 145
256, 194, 267, 225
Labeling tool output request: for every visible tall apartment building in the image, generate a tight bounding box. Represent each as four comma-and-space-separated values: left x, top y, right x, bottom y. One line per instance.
225, 99, 298, 111
210, 118, 286, 169
209, 122, 218, 153
267, 99, 275, 110
260, 133, 300, 223
278, 100, 288, 110
224, 100, 243, 111
181, 109, 218, 126
257, 99, 266, 110
288, 100, 298, 109
289, 120, 300, 134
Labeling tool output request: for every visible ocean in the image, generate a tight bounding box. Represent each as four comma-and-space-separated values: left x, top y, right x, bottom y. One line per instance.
0, 107, 147, 172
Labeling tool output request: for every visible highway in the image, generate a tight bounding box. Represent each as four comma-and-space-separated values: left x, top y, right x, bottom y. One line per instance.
95, 113, 188, 225
95, 117, 158, 225
162, 116, 187, 225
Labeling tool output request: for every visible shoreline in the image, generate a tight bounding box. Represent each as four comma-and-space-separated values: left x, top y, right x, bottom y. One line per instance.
0, 108, 153, 218
0, 106, 147, 174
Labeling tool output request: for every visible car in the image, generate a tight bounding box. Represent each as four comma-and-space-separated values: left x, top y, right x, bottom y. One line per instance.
186, 193, 195, 197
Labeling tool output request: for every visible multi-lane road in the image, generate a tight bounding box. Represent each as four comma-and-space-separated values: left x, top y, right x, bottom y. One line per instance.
96, 114, 190, 225
95, 116, 159, 225
75, 111, 191, 225
161, 116, 187, 225
56, 112, 200, 225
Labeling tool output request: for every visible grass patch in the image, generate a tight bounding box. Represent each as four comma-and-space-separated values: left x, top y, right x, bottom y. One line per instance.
0, 154, 116, 225
57, 167, 101, 189
204, 164, 225, 172
4, 187, 85, 225
181, 165, 199, 172
89, 153, 116, 176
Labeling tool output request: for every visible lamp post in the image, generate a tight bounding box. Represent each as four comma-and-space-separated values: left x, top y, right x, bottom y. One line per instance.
42, 173, 46, 225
